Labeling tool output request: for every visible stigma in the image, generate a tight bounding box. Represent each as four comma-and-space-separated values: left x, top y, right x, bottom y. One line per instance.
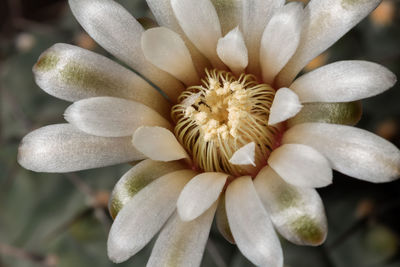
172, 69, 282, 177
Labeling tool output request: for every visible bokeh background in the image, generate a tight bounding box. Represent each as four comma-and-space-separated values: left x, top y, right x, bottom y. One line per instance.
1, 0, 400, 266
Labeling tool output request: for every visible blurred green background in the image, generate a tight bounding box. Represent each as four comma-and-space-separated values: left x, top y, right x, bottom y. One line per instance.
1, 0, 400, 266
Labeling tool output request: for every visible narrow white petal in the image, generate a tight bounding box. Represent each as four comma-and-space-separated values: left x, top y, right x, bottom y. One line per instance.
171, 0, 226, 69
287, 101, 363, 127
229, 142, 256, 166
65, 97, 172, 137
268, 88, 303, 125
211, 0, 242, 35
107, 170, 196, 263
33, 43, 170, 115
241, 0, 285, 75
146, 0, 178, 29
132, 126, 188, 161
254, 166, 327, 246
217, 27, 248, 76
226, 176, 283, 267
283, 123, 400, 183
146, 0, 211, 76
18, 124, 144, 173
260, 2, 304, 84
68, 0, 183, 101
277, 0, 382, 86
268, 144, 333, 188
290, 61, 397, 103
147, 204, 217, 267
109, 159, 186, 219
216, 192, 235, 244
177, 172, 228, 221
182, 92, 202, 107
142, 27, 199, 86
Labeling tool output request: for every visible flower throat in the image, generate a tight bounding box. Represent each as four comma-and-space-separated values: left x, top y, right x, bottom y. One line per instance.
172, 69, 280, 177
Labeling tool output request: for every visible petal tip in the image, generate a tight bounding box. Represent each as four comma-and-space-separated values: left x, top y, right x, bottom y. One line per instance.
229, 142, 256, 166
176, 207, 195, 222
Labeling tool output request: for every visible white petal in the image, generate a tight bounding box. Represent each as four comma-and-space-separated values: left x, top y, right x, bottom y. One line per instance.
142, 27, 199, 86
171, 0, 226, 69
268, 144, 333, 188
290, 60, 397, 103
65, 97, 172, 137
229, 142, 256, 166
215, 192, 235, 244
260, 2, 304, 84
109, 159, 186, 219
283, 123, 400, 183
146, 0, 211, 76
177, 172, 228, 221
132, 126, 188, 161
268, 88, 303, 125
18, 124, 144, 173
226, 176, 283, 267
33, 43, 170, 115
146, 0, 178, 29
107, 169, 196, 263
254, 166, 327, 246
147, 204, 217, 267
277, 0, 382, 86
241, 0, 285, 75
211, 0, 242, 35
217, 27, 248, 76
68, 0, 183, 101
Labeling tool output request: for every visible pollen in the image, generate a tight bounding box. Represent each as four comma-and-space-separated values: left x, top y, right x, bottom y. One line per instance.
172, 69, 282, 176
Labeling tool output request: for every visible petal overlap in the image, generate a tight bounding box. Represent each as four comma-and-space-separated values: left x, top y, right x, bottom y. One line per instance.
107, 170, 197, 263
69, 0, 184, 101
18, 124, 144, 172
254, 166, 328, 246
283, 123, 400, 183
226, 176, 283, 267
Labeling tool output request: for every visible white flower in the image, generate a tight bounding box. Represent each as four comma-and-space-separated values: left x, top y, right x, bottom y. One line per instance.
17, 0, 399, 266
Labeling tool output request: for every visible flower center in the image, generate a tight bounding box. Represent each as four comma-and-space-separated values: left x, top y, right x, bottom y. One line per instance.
172, 69, 281, 177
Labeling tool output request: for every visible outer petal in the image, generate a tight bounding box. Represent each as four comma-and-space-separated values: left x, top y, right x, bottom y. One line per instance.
277, 0, 382, 86
109, 159, 186, 219
226, 176, 283, 267
268, 87, 303, 125
254, 166, 327, 246
147, 204, 217, 267
260, 2, 304, 84
283, 123, 400, 183
64, 97, 172, 137
211, 0, 242, 35
68, 0, 183, 101
216, 192, 235, 244
171, 0, 226, 69
33, 43, 170, 115
18, 124, 144, 173
177, 172, 228, 221
107, 169, 197, 263
132, 126, 188, 161
287, 101, 362, 127
241, 0, 285, 76
290, 61, 397, 103
268, 144, 333, 188
217, 27, 248, 76
146, 0, 211, 76
142, 27, 199, 86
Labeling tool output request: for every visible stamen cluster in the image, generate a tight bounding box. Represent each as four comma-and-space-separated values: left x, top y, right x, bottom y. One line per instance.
172, 69, 281, 176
